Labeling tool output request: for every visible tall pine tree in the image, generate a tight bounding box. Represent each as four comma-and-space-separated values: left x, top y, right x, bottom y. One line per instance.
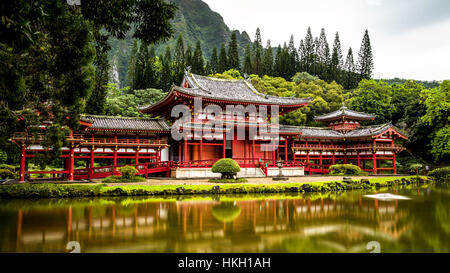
262, 40, 273, 76
330, 32, 343, 83
218, 43, 228, 73
192, 40, 204, 74
173, 33, 186, 84
243, 43, 252, 74
228, 31, 240, 70
356, 29, 374, 80
210, 46, 218, 74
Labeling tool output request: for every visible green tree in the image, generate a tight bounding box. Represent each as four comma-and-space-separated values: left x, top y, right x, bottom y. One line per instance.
173, 33, 186, 84
0, 0, 176, 164
192, 40, 204, 74
218, 43, 228, 73
210, 46, 218, 74
349, 79, 395, 124
126, 39, 139, 88
160, 46, 173, 91
330, 32, 343, 83
356, 29, 374, 80
228, 31, 240, 70
243, 44, 253, 74
420, 81, 450, 161
262, 40, 273, 76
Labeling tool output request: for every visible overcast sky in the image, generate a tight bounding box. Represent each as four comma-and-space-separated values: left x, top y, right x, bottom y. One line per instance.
202, 0, 450, 81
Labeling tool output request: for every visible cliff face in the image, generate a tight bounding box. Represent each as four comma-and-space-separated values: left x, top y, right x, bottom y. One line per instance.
108, 0, 251, 87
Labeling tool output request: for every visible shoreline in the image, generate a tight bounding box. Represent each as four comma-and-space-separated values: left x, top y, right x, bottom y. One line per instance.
0, 176, 433, 199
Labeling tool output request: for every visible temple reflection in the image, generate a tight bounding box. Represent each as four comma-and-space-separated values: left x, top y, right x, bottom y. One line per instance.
4, 190, 414, 253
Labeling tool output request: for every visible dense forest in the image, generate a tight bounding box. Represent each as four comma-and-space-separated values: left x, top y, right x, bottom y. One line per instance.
0, 0, 448, 172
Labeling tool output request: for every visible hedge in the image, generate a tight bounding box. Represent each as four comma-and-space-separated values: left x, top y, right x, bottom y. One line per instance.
428, 167, 450, 182
211, 158, 241, 179
329, 164, 367, 176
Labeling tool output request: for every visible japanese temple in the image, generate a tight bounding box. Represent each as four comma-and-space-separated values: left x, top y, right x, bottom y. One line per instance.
11, 71, 407, 181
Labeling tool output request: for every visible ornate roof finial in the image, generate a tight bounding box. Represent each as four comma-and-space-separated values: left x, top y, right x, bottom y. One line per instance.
243, 73, 249, 80
341, 102, 347, 109
186, 66, 192, 73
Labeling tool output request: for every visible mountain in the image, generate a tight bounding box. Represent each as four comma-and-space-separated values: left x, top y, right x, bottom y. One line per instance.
108, 0, 251, 87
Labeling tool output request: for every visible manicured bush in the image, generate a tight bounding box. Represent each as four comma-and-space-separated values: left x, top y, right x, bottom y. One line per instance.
0, 169, 15, 179
428, 167, 450, 182
117, 166, 139, 179
329, 164, 367, 176
211, 158, 241, 179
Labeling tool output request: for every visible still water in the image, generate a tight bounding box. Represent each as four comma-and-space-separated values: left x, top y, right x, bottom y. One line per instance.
0, 183, 449, 253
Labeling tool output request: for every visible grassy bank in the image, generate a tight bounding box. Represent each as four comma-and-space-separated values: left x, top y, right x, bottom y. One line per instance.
0, 176, 433, 199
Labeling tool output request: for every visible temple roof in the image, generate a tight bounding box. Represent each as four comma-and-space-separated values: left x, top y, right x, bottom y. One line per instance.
314, 104, 376, 122
80, 115, 170, 132
279, 123, 407, 139
139, 71, 310, 113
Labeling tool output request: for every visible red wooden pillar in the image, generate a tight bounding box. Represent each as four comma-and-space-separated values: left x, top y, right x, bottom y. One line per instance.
89, 147, 95, 179
252, 137, 256, 164
284, 138, 288, 161
332, 151, 335, 165
19, 145, 26, 182
200, 136, 203, 161
113, 146, 118, 174
357, 152, 361, 168
372, 152, 377, 175
135, 148, 140, 168
222, 133, 226, 158
68, 145, 74, 181
393, 153, 396, 174
184, 137, 188, 162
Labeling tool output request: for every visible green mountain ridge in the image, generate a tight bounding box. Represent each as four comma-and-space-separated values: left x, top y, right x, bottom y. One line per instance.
108, 0, 251, 87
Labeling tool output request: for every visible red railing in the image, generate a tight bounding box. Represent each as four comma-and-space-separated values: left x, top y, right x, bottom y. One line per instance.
292, 143, 404, 151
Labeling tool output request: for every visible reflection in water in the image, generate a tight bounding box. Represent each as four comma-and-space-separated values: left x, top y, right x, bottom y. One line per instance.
0, 183, 449, 253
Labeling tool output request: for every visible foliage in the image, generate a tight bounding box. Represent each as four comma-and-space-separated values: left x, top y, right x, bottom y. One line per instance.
0, 151, 7, 164
329, 164, 367, 175
0, 183, 105, 199
103, 175, 145, 183
428, 167, 450, 182
209, 69, 243, 80
208, 178, 248, 183
0, 169, 16, 179
117, 166, 139, 179
420, 81, 450, 162
211, 159, 241, 179
104, 84, 165, 117
349, 79, 395, 124
1, 0, 176, 166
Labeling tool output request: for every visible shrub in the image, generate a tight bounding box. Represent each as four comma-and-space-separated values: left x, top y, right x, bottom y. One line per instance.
329, 164, 367, 176
117, 166, 138, 179
0, 150, 7, 164
428, 167, 450, 182
0, 164, 16, 172
103, 175, 145, 183
211, 158, 241, 179
0, 169, 15, 179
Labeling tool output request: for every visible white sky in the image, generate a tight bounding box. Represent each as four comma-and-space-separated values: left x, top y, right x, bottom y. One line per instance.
202, 0, 450, 81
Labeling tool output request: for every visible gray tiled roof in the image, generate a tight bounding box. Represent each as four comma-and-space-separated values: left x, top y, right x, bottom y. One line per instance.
81, 115, 170, 132
181, 72, 310, 106
314, 104, 375, 121
279, 123, 404, 139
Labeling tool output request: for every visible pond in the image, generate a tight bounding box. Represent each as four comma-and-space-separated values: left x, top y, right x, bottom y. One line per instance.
0, 182, 449, 253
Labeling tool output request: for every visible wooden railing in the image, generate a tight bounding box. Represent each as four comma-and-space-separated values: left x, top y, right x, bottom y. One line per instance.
292, 143, 404, 151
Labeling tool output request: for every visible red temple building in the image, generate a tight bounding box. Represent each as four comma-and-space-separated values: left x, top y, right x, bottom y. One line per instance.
11, 71, 407, 181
